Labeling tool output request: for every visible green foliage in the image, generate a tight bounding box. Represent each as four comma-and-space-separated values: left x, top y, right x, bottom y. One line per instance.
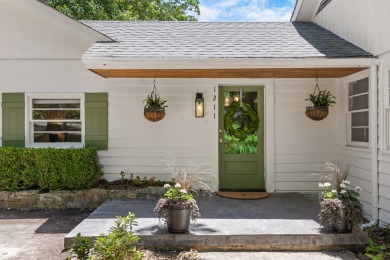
143, 89, 167, 111
163, 183, 193, 202
224, 133, 257, 154
94, 212, 144, 260
40, 0, 200, 21
70, 233, 92, 260
224, 101, 259, 141
306, 90, 336, 107
0, 147, 103, 191
365, 237, 388, 260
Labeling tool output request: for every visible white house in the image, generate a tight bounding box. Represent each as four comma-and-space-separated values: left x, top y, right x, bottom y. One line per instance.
0, 0, 389, 224
292, 0, 390, 226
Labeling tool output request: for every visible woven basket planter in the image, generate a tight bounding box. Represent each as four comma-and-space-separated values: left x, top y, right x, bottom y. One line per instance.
144, 108, 165, 122
305, 106, 329, 121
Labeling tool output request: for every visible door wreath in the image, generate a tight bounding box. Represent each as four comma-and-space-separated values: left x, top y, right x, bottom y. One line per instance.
224, 101, 259, 141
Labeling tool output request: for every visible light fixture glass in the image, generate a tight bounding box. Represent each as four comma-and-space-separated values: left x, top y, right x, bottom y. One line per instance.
195, 93, 204, 118
233, 93, 240, 102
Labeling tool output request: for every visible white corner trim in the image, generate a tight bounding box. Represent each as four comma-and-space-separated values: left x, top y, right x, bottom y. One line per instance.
265, 80, 275, 192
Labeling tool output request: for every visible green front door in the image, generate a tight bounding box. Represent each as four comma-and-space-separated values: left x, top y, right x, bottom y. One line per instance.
218, 86, 265, 190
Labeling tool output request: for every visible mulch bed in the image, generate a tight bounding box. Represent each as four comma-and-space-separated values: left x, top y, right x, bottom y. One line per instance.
94, 177, 171, 190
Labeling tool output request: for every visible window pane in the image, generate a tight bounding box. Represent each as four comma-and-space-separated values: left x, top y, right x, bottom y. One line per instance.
351, 128, 369, 142
348, 78, 369, 96
34, 133, 82, 143
351, 111, 369, 127
33, 110, 80, 120
33, 99, 80, 109
348, 94, 369, 111
34, 122, 82, 132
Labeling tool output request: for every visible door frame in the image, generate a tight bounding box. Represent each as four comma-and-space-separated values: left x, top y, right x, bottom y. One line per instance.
211, 79, 275, 192
218, 85, 265, 190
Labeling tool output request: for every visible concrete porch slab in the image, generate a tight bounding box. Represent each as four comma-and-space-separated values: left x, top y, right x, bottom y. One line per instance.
65, 193, 367, 251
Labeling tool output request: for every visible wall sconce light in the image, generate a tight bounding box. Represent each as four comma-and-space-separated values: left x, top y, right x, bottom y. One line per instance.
195, 93, 204, 118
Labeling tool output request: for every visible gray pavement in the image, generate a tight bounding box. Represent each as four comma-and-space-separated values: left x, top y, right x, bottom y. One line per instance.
66, 193, 367, 251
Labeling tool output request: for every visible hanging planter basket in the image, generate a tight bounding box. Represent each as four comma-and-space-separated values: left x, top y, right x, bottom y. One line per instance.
143, 78, 167, 122
305, 76, 335, 121
144, 108, 166, 122
305, 106, 329, 121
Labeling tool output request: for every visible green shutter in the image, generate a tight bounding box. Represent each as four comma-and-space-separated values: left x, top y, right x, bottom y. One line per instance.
2, 93, 25, 147
85, 93, 108, 150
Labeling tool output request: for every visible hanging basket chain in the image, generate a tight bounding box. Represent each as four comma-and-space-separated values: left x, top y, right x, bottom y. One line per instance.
152, 77, 160, 99
305, 74, 329, 121
308, 74, 321, 106
144, 75, 167, 122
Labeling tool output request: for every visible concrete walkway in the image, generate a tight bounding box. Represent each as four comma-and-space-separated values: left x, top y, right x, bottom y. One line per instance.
65, 193, 367, 251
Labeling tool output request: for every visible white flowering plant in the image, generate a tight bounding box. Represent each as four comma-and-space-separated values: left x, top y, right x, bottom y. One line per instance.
319, 180, 362, 201
154, 183, 200, 223
163, 183, 193, 202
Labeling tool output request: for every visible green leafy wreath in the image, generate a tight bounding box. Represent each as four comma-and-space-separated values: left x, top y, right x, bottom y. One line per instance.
224, 101, 260, 141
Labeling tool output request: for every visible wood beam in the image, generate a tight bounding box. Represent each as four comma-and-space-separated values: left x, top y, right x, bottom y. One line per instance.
90, 67, 367, 78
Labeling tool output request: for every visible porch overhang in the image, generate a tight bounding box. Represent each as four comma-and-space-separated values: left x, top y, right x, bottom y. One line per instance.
83, 58, 377, 78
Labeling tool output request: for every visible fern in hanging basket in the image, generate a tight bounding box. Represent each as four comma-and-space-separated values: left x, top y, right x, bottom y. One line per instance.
305, 89, 336, 121
144, 82, 168, 122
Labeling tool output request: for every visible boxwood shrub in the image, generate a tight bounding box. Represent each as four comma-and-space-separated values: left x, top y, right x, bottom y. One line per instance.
0, 147, 103, 191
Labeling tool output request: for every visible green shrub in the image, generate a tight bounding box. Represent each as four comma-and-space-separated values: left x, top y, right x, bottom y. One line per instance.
0, 147, 103, 191
94, 212, 144, 260
70, 233, 92, 260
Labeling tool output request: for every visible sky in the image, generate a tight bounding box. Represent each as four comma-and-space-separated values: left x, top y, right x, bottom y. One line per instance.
197, 0, 296, 22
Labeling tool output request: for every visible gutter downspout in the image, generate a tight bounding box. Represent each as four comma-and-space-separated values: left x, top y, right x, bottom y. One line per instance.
362, 62, 380, 229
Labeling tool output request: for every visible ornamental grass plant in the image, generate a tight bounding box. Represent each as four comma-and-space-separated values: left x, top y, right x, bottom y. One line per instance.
154, 158, 213, 225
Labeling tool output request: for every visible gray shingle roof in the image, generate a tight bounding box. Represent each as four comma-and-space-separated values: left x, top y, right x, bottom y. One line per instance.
81, 21, 372, 59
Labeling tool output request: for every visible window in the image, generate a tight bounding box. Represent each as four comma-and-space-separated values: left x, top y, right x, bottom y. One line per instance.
27, 94, 84, 147
346, 77, 369, 148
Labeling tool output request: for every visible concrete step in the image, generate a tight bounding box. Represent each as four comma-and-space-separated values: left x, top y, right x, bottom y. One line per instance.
65, 195, 368, 251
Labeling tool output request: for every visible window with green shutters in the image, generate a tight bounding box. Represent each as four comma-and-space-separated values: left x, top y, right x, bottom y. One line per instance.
1, 92, 108, 150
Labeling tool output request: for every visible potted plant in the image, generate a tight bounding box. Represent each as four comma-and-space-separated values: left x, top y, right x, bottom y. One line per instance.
154, 159, 213, 233
318, 162, 365, 233
155, 183, 200, 233
143, 82, 167, 122
305, 90, 336, 121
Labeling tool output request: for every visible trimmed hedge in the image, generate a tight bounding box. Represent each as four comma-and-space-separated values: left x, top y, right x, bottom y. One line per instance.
0, 147, 103, 191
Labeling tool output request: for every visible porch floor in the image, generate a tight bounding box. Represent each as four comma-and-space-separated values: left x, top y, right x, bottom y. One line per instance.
65, 193, 367, 251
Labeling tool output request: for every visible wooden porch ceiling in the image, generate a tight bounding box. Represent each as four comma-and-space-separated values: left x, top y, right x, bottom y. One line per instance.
91, 67, 367, 78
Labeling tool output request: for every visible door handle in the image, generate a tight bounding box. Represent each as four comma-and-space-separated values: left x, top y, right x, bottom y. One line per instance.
219, 139, 223, 143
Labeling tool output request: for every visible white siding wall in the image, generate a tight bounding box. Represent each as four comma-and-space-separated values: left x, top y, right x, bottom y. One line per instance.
378, 53, 390, 224
0, 60, 344, 192
0, 1, 95, 59
274, 78, 340, 191
314, 0, 390, 56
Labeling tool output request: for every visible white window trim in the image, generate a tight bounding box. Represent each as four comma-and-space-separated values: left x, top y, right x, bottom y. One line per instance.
344, 71, 370, 150
25, 93, 85, 148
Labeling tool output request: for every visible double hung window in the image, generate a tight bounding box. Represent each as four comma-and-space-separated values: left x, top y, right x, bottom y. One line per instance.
27, 94, 84, 147
346, 77, 369, 148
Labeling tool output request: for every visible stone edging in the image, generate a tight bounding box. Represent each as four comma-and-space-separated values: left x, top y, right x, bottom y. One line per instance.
0, 187, 165, 209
